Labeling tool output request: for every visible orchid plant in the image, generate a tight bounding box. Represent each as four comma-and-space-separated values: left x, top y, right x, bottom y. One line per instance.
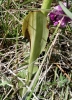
21, 0, 72, 99
21, 0, 52, 99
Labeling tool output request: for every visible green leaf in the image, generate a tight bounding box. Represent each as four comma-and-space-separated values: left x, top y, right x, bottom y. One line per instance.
28, 11, 48, 61
0, 81, 8, 86
32, 65, 38, 75
0, 0, 5, 5
59, 1, 72, 19
22, 11, 48, 83
22, 11, 48, 98
17, 69, 27, 78
0, 0, 3, 5
0, 81, 13, 87
58, 73, 67, 87
0, 1, 1, 5
64, 86, 69, 100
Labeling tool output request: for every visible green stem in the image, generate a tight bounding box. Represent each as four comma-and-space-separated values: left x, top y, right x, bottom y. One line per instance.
41, 0, 53, 16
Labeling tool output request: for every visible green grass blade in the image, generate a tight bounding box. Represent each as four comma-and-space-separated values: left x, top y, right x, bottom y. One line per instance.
59, 1, 72, 19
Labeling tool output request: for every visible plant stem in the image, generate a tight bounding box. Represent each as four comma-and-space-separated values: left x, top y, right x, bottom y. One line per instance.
41, 0, 53, 16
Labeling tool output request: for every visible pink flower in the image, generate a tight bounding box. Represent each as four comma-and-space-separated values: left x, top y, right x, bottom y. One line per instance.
48, 3, 71, 27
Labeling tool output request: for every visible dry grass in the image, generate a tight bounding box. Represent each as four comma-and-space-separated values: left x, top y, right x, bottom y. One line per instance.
0, 0, 72, 100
